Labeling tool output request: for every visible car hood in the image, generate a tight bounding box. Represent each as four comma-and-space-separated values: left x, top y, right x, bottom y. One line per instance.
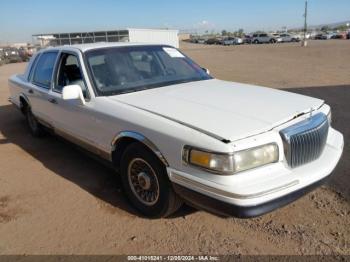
109, 79, 324, 142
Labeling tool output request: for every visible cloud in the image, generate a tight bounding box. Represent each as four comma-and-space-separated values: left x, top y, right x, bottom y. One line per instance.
193, 20, 216, 32
199, 20, 209, 26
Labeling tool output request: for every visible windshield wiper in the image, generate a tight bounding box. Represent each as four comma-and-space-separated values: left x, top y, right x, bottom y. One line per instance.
105, 78, 205, 96
107, 86, 150, 96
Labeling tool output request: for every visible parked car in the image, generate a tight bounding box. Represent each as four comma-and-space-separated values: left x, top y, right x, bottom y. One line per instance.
0, 50, 4, 65
197, 39, 206, 44
8, 43, 344, 218
27, 47, 37, 56
232, 37, 243, 45
314, 34, 328, 40
221, 37, 243, 45
326, 33, 336, 39
271, 33, 280, 38
205, 38, 221, 45
330, 33, 346, 39
18, 47, 31, 62
251, 33, 280, 44
243, 35, 253, 44
279, 33, 301, 42
3, 48, 22, 63
271, 33, 283, 43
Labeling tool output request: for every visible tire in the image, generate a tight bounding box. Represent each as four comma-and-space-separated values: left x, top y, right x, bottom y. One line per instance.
120, 143, 183, 218
270, 39, 276, 44
253, 39, 259, 44
25, 106, 45, 137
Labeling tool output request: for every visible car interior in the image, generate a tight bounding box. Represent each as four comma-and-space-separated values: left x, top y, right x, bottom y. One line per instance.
56, 53, 87, 97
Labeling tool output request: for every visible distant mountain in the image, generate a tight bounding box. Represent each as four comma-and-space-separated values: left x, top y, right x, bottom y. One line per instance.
294, 20, 350, 30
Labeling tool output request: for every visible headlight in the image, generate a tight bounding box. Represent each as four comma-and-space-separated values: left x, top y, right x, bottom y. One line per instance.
233, 143, 279, 173
183, 143, 279, 175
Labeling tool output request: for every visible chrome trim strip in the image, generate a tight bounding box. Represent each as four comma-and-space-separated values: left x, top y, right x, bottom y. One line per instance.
36, 117, 54, 129
111, 131, 169, 166
171, 172, 299, 199
55, 128, 112, 161
280, 113, 328, 140
280, 113, 329, 168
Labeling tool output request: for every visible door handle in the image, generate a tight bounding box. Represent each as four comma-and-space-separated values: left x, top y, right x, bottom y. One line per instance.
28, 89, 34, 94
48, 98, 57, 104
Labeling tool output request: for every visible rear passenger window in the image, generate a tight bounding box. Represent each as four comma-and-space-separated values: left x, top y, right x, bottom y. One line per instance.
27, 54, 40, 81
32, 52, 58, 88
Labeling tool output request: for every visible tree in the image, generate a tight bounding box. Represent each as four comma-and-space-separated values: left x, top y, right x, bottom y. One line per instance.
333, 25, 347, 31
321, 26, 330, 32
221, 30, 228, 36
238, 29, 244, 37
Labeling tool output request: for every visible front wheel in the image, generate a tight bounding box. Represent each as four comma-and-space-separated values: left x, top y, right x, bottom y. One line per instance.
120, 143, 183, 218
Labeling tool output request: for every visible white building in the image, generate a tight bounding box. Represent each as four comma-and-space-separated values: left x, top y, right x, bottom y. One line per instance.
33, 28, 179, 48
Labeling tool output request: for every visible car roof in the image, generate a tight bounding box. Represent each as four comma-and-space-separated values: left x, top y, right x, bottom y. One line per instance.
39, 42, 170, 53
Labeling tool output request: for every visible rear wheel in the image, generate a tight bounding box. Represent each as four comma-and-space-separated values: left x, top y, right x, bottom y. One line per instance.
25, 107, 45, 137
253, 39, 259, 44
120, 143, 183, 218
270, 39, 276, 44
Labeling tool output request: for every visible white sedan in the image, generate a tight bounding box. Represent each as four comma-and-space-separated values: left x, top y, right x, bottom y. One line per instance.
222, 37, 243, 45
8, 43, 344, 218
279, 33, 301, 42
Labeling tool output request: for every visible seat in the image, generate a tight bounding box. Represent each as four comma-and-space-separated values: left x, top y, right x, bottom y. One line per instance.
64, 64, 87, 97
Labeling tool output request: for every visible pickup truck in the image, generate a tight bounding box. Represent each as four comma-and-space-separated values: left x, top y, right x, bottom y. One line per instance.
8, 43, 344, 218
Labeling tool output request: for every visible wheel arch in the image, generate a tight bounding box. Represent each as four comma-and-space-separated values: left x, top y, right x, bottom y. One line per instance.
19, 93, 31, 114
111, 131, 169, 170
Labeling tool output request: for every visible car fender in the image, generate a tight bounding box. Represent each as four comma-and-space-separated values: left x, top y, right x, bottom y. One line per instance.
111, 131, 169, 166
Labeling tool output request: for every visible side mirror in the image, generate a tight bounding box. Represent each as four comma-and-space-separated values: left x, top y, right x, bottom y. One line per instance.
202, 68, 210, 75
62, 85, 85, 105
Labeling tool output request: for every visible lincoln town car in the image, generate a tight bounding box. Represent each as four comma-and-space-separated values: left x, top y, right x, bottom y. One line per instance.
8, 43, 344, 218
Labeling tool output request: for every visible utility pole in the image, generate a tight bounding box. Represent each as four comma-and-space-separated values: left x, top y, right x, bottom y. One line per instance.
302, 0, 308, 46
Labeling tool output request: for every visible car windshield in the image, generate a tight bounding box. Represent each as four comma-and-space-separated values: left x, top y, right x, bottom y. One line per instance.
85, 45, 212, 96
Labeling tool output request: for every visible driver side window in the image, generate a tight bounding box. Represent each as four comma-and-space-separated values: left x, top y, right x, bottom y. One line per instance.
55, 53, 88, 98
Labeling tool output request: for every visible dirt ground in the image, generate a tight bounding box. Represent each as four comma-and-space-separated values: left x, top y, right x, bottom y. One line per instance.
0, 40, 349, 255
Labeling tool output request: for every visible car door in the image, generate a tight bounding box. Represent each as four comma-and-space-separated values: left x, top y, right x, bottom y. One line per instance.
29, 51, 59, 126
45, 51, 104, 156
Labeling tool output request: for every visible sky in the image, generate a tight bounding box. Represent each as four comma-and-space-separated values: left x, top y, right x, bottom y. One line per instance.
0, 0, 349, 43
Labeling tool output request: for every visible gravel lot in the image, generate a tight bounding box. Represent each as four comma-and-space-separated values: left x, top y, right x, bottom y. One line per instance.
0, 40, 349, 255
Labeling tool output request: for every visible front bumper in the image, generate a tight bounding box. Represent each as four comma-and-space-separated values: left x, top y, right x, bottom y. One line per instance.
173, 174, 331, 218
168, 128, 344, 217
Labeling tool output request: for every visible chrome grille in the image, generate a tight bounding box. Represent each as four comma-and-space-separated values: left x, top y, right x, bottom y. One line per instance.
280, 113, 329, 168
